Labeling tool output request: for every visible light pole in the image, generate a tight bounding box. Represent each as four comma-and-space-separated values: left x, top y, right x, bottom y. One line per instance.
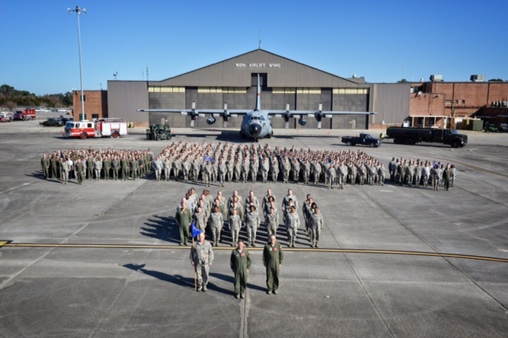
68, 6, 86, 121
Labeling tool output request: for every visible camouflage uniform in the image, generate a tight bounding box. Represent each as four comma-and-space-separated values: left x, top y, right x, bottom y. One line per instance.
309, 210, 324, 248
301, 159, 311, 184
311, 160, 321, 184
265, 208, 279, 238
285, 210, 300, 247
260, 157, 270, 183
190, 238, 214, 291
209, 211, 224, 246
291, 158, 300, 183
337, 163, 347, 189
193, 209, 207, 232
229, 213, 243, 247
244, 208, 261, 247
271, 156, 279, 182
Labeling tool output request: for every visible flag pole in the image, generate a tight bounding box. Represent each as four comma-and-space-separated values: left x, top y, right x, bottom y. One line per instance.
191, 220, 198, 291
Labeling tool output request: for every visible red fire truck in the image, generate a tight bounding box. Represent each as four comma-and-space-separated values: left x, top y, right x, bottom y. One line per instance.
13, 108, 37, 120
63, 118, 128, 139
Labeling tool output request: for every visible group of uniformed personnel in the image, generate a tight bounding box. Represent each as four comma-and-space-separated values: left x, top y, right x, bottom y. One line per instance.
45, 143, 461, 193
190, 231, 283, 298
388, 157, 456, 191
175, 187, 326, 249
41, 147, 155, 184
151, 141, 387, 188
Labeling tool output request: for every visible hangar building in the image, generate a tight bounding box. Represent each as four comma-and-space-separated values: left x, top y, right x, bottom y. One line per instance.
106, 49, 410, 129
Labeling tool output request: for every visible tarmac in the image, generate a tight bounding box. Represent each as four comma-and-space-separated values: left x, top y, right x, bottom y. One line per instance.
0, 117, 507, 337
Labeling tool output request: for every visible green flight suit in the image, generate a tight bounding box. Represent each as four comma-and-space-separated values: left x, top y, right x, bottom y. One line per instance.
103, 159, 111, 180
175, 207, 192, 245
263, 241, 284, 292
230, 247, 251, 296
75, 161, 85, 185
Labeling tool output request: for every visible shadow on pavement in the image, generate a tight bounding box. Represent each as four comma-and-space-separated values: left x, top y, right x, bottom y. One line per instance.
123, 263, 195, 289
210, 272, 267, 293
141, 215, 180, 244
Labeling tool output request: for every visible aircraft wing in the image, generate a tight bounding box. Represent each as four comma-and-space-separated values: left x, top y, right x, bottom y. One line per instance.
136, 106, 250, 127
137, 108, 250, 116
266, 109, 376, 117
263, 108, 376, 128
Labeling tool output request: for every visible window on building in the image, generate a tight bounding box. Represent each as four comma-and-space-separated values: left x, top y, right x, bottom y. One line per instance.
198, 87, 223, 93
461, 100, 466, 104
223, 87, 247, 94
273, 88, 296, 94
297, 88, 321, 94
148, 86, 185, 93
333, 88, 369, 94
445, 100, 452, 106
91, 114, 99, 120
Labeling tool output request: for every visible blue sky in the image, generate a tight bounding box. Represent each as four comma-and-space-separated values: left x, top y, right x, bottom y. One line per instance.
2, 0, 507, 95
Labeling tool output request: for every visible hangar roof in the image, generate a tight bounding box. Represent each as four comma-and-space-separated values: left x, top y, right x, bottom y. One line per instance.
152, 49, 365, 88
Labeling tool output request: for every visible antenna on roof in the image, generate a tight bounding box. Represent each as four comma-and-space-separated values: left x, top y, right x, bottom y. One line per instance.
258, 30, 261, 49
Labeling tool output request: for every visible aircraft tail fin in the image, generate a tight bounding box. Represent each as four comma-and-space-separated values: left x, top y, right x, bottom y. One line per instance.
255, 73, 261, 111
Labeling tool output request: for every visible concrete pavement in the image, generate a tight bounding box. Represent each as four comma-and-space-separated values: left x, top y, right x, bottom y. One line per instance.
0, 120, 507, 337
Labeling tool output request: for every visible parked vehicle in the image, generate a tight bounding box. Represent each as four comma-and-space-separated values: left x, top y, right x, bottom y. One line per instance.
146, 123, 172, 141
485, 125, 499, 133
63, 118, 128, 139
12, 108, 37, 121
0, 112, 13, 122
341, 133, 381, 147
386, 127, 468, 148
40, 117, 64, 127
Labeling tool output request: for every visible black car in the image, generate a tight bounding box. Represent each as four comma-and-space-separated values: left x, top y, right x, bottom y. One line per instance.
40, 117, 64, 127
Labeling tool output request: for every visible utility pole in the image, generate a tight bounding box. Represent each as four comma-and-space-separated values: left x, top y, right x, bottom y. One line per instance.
68, 6, 86, 121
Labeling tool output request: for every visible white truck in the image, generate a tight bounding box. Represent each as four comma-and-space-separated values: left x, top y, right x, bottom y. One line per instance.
63, 118, 128, 139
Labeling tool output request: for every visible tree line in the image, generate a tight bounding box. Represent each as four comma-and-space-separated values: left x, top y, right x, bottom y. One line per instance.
0, 84, 72, 110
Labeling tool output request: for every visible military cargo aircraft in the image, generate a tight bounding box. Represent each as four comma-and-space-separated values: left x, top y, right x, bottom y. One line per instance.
138, 74, 375, 141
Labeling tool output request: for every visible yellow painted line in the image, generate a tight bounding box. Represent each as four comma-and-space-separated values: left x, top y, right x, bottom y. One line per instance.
0, 241, 10, 248
2, 242, 508, 263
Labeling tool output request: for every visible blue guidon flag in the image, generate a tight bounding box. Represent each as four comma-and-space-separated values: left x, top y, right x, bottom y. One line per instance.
190, 220, 202, 238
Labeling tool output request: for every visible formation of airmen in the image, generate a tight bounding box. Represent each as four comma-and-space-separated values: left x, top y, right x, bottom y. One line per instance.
388, 157, 456, 191
40, 144, 457, 192
151, 141, 388, 188
175, 188, 325, 248
41, 147, 155, 184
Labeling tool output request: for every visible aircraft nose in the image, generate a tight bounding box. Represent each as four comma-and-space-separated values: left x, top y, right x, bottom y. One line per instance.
249, 123, 262, 137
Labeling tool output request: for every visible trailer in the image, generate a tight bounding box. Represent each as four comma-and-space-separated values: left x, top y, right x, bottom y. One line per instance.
386, 127, 467, 148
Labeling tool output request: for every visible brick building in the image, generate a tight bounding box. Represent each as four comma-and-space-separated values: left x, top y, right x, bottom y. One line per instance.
408, 80, 508, 129
72, 90, 108, 121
